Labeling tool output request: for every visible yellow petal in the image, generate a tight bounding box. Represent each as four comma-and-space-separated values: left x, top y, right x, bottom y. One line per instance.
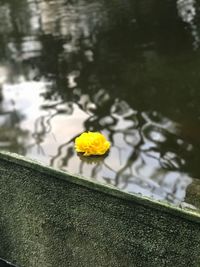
74, 132, 110, 156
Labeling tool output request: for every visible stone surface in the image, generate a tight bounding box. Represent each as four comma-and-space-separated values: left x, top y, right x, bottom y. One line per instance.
0, 152, 199, 267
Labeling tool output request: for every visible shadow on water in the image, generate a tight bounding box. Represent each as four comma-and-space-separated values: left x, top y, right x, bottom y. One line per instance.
0, 0, 200, 208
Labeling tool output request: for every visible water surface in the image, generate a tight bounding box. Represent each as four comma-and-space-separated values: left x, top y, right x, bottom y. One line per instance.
0, 0, 200, 208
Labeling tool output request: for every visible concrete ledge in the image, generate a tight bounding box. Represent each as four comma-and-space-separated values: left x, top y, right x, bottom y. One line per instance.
0, 151, 199, 267
0, 151, 199, 224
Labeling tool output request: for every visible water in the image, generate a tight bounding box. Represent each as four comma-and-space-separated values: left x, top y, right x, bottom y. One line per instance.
0, 0, 200, 209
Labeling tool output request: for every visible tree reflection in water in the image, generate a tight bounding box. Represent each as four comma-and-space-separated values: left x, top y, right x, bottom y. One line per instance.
0, 0, 200, 207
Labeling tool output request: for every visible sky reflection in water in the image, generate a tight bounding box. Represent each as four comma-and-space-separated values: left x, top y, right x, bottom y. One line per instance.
0, 0, 200, 208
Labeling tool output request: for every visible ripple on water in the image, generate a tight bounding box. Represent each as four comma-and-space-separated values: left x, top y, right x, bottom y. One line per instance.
142, 124, 168, 144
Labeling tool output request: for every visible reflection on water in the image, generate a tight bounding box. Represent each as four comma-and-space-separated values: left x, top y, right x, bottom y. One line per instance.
0, 0, 200, 208
177, 0, 200, 49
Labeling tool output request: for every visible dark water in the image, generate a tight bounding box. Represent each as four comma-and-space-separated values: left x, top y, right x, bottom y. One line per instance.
0, 0, 200, 208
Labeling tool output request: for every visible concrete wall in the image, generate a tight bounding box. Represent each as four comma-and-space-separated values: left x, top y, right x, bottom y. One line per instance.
0, 152, 199, 266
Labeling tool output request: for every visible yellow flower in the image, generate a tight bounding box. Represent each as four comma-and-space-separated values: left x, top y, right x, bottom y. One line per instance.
75, 132, 110, 156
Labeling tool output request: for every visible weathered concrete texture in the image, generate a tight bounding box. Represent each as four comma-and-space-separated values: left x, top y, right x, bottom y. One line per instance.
0, 153, 199, 267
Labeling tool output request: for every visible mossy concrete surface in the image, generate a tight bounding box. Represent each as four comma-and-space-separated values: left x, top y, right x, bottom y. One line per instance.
0, 151, 199, 267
